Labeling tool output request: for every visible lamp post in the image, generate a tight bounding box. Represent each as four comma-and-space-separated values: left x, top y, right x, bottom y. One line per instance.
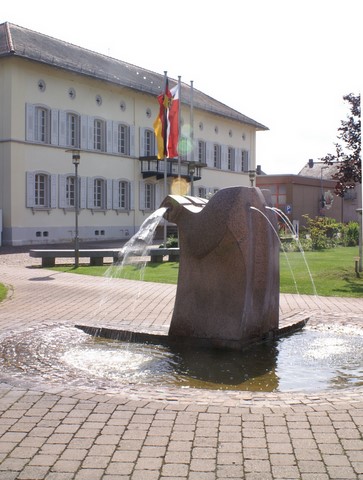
189, 162, 196, 196
357, 207, 362, 273
320, 165, 329, 213
248, 170, 256, 187
67, 150, 81, 268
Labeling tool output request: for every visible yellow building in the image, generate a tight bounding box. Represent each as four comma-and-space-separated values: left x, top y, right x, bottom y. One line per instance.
0, 22, 268, 246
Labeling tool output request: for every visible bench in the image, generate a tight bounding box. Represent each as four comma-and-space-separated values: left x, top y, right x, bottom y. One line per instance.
147, 248, 180, 263
30, 247, 180, 267
29, 249, 123, 267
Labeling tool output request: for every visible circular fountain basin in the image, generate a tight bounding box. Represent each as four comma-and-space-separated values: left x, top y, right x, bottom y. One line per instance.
0, 324, 362, 393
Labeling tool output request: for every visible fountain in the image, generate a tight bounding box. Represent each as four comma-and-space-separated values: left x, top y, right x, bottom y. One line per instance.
159, 186, 281, 349
0, 184, 362, 394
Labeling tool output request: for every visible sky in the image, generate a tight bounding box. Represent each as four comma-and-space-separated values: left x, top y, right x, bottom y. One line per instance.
1, 0, 361, 174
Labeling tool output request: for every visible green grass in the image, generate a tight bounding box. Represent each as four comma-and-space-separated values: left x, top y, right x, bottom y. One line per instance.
0, 283, 8, 303
280, 246, 363, 297
50, 246, 363, 298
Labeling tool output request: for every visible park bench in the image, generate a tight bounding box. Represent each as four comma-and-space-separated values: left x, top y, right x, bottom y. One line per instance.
29, 247, 180, 267
29, 248, 123, 267
147, 248, 180, 263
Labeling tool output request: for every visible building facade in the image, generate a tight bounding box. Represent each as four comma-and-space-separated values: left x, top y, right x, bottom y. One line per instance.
0, 22, 268, 246
256, 161, 361, 233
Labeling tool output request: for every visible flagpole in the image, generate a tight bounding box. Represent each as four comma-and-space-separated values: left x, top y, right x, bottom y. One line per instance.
190, 80, 194, 195
177, 76, 181, 188
162, 71, 168, 247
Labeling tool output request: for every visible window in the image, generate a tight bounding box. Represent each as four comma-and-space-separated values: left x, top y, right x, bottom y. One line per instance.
144, 183, 155, 210
198, 187, 207, 199
65, 175, 81, 208
66, 175, 75, 207
117, 124, 130, 155
144, 129, 155, 157
35, 173, 48, 206
198, 140, 206, 163
94, 178, 106, 208
26, 171, 56, 209
117, 180, 130, 209
94, 119, 105, 151
67, 113, 80, 148
227, 147, 235, 171
264, 184, 287, 208
213, 144, 221, 169
35, 107, 50, 143
242, 150, 249, 172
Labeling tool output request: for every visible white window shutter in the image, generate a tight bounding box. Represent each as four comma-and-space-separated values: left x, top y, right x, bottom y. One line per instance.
242, 150, 249, 172
206, 142, 213, 167
25, 103, 35, 142
139, 181, 145, 210
80, 176, 87, 208
235, 148, 242, 172
129, 125, 135, 156
112, 179, 119, 208
106, 120, 113, 153
87, 177, 94, 208
106, 179, 113, 209
80, 115, 88, 149
139, 127, 145, 157
51, 109, 59, 145
50, 174, 57, 208
154, 134, 158, 157
58, 110, 67, 146
58, 174, 67, 208
155, 182, 163, 209
129, 181, 134, 210
112, 122, 119, 154
221, 145, 228, 170
26, 171, 35, 207
88, 116, 94, 150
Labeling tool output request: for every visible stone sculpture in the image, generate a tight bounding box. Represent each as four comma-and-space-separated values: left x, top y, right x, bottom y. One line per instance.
160, 186, 280, 350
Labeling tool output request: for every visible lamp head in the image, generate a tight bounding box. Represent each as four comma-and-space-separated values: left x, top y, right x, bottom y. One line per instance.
72, 153, 80, 165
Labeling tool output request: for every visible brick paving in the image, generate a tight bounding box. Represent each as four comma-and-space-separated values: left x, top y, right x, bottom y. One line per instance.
0, 249, 362, 479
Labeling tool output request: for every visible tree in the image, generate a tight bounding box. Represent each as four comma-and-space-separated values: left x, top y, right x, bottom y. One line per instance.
320, 93, 361, 197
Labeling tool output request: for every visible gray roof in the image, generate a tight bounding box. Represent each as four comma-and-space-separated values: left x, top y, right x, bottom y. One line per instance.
298, 161, 339, 179
0, 22, 268, 131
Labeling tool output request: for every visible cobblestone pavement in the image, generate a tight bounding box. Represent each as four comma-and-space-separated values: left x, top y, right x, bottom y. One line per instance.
0, 249, 362, 480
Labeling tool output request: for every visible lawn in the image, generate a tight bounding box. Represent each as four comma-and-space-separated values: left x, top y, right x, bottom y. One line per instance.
0, 283, 8, 302
279, 246, 362, 297
50, 246, 362, 298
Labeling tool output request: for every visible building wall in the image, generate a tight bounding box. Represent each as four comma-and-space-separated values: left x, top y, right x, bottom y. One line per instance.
257, 175, 360, 232
0, 56, 259, 246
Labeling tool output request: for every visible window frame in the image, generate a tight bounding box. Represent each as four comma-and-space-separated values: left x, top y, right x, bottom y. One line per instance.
144, 128, 155, 157
93, 178, 106, 209
213, 144, 221, 169
117, 123, 130, 155
227, 147, 235, 171
198, 140, 206, 163
66, 112, 80, 148
35, 106, 50, 143
94, 118, 106, 151
26, 171, 57, 210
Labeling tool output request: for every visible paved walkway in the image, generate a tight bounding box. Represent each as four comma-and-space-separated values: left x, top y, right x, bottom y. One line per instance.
0, 250, 362, 479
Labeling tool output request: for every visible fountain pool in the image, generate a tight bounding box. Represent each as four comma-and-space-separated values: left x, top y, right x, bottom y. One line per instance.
0, 323, 362, 394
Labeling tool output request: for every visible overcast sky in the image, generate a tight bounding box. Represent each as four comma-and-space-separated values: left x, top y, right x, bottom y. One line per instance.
2, 0, 361, 174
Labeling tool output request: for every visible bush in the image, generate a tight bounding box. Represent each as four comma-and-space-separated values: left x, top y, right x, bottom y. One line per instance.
341, 221, 359, 246
160, 235, 179, 248
299, 215, 359, 250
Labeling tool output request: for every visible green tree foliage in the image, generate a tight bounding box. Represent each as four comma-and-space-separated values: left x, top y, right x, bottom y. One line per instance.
320, 93, 361, 196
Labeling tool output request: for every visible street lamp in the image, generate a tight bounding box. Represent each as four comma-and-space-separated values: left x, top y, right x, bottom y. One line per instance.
188, 162, 196, 196
320, 165, 329, 213
67, 150, 81, 268
248, 170, 256, 187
